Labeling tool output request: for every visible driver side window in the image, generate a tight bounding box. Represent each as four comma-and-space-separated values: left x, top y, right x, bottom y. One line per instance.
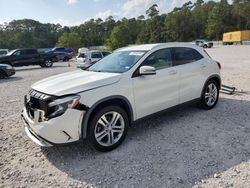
142, 48, 172, 70
14, 51, 21, 56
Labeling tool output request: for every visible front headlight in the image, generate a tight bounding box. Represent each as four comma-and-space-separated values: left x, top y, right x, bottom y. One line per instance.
48, 95, 81, 119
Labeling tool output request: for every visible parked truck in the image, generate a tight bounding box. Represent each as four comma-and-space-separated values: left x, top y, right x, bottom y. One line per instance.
223, 30, 250, 45
0, 48, 57, 67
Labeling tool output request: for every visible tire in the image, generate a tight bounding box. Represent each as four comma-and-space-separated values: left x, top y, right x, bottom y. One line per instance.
203, 44, 208, 48
200, 80, 219, 110
63, 57, 70, 62
42, 59, 53, 68
88, 105, 129, 152
0, 70, 7, 79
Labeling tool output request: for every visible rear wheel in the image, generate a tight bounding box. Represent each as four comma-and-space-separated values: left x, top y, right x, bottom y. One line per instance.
88, 106, 129, 152
200, 80, 219, 109
41, 59, 53, 68
63, 57, 70, 62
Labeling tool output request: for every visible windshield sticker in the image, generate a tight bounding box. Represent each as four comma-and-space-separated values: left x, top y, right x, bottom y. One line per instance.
129, 52, 144, 56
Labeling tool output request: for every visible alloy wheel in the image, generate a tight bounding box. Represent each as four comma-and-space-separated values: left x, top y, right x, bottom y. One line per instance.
205, 83, 218, 106
94, 111, 125, 147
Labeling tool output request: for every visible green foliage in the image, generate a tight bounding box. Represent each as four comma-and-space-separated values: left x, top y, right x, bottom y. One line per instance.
0, 0, 249, 50
206, 0, 233, 40
56, 32, 82, 50
146, 4, 159, 18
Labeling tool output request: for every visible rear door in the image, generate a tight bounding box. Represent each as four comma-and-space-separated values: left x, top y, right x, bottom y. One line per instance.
25, 49, 40, 64
171, 47, 205, 103
132, 48, 180, 119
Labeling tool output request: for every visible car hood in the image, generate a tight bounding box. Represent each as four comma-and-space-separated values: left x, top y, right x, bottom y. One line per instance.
31, 70, 122, 96
0, 55, 10, 60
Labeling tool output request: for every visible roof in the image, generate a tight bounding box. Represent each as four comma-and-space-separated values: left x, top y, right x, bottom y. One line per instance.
116, 42, 200, 52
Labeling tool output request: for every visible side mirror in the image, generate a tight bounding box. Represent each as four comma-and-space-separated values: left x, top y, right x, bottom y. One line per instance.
139, 66, 156, 76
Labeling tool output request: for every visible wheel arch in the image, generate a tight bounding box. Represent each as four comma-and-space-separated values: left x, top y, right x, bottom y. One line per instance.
0, 69, 7, 78
201, 74, 221, 98
81, 95, 134, 139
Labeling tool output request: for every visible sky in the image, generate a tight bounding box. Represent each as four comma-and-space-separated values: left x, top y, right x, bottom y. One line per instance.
0, 0, 192, 26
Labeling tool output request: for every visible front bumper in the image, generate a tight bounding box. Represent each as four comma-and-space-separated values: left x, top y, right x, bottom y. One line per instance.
21, 106, 85, 146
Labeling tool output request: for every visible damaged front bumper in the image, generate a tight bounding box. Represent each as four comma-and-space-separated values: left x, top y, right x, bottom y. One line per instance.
21, 106, 85, 146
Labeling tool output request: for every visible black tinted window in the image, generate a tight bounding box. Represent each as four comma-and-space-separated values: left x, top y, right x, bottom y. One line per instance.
26, 49, 37, 55
102, 51, 111, 57
143, 48, 172, 70
91, 52, 102, 58
55, 48, 65, 51
14, 50, 22, 56
173, 47, 203, 66
78, 53, 86, 58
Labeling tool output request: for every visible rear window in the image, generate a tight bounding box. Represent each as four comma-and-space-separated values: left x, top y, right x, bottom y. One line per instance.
101, 51, 111, 57
91, 52, 102, 58
78, 53, 86, 58
172, 47, 203, 66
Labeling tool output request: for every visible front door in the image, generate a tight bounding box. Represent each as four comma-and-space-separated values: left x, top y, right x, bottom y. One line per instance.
132, 48, 180, 119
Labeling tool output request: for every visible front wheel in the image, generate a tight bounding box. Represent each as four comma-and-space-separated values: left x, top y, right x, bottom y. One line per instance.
200, 80, 219, 109
88, 106, 129, 152
41, 59, 53, 68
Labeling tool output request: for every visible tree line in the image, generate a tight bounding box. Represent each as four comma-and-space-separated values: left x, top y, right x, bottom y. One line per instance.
0, 0, 249, 51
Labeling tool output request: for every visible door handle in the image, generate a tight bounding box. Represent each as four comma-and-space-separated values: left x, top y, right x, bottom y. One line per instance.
169, 70, 177, 75
201, 64, 206, 68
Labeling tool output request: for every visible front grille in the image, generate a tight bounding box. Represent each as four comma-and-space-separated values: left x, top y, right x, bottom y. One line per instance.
26, 90, 55, 119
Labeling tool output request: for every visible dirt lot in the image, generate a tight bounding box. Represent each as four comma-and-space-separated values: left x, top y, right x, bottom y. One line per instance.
0, 45, 250, 188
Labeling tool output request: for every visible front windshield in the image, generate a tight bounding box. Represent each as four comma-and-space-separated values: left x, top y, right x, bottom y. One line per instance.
6, 50, 15, 56
89, 50, 147, 73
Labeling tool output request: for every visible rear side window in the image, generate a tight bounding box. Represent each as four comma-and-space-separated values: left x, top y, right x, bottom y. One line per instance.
91, 52, 102, 58
172, 47, 203, 66
142, 48, 172, 70
26, 49, 37, 55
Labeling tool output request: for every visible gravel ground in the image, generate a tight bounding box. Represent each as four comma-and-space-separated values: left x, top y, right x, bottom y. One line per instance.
0, 45, 250, 188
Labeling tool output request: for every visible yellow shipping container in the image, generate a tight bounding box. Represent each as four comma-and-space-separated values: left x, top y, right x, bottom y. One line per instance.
222, 30, 250, 45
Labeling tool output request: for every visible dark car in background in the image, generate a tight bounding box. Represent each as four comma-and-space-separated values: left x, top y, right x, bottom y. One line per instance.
0, 48, 57, 67
47, 47, 74, 62
0, 64, 15, 79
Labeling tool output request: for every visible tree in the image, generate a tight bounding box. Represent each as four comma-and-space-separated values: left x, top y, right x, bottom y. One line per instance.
0, 1, 250, 49
137, 15, 145, 20
146, 4, 159, 18
106, 24, 132, 50
206, 0, 233, 40
232, 0, 250, 29
56, 32, 82, 50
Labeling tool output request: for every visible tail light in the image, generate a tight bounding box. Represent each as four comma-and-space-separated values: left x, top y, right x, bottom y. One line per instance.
215, 61, 221, 69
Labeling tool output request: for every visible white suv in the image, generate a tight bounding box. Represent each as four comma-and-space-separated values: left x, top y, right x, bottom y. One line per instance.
76, 50, 111, 69
22, 43, 221, 151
